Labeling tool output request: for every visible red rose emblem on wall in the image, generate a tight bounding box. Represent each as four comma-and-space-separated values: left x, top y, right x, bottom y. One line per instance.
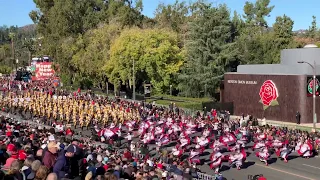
259, 80, 279, 110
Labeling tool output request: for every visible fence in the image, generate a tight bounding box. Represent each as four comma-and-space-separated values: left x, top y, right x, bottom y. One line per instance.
193, 172, 219, 180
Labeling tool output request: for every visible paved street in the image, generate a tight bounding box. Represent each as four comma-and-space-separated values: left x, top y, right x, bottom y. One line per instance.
3, 112, 320, 180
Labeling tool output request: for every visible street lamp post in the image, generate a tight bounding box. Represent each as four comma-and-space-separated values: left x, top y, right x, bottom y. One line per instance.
15, 59, 18, 72
205, 84, 207, 97
298, 60, 317, 129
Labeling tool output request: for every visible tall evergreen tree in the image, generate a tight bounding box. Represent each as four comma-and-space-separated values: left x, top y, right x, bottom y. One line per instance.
308, 16, 317, 38
178, 4, 239, 97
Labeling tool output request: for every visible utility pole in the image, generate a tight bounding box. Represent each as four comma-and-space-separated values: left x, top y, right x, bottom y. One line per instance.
313, 60, 317, 129
298, 60, 317, 129
132, 58, 136, 101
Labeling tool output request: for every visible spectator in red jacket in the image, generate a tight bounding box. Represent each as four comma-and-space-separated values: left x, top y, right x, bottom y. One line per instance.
42, 142, 59, 170
123, 148, 132, 160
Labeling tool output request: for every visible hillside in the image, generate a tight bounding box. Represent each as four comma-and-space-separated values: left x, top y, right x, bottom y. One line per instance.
19, 24, 36, 32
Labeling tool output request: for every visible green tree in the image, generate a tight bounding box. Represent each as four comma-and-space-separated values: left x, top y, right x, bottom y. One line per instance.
23, 38, 36, 65
0, 44, 11, 65
307, 16, 317, 38
237, 0, 276, 65
31, 0, 146, 86
178, 4, 239, 97
154, 0, 189, 33
271, 15, 294, 62
71, 24, 122, 87
0, 25, 36, 67
106, 28, 184, 94
0, 65, 12, 74
243, 0, 274, 28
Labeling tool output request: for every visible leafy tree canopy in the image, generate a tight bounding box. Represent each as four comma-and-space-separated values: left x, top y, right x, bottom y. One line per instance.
106, 28, 184, 93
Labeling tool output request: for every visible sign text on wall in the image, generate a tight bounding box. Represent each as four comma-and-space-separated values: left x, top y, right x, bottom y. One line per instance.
32, 62, 55, 81
227, 80, 257, 85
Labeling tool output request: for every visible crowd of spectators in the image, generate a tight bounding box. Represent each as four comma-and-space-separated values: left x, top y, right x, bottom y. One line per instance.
0, 112, 212, 180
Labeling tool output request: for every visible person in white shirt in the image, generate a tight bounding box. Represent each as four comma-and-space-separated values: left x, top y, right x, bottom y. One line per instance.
125, 133, 132, 145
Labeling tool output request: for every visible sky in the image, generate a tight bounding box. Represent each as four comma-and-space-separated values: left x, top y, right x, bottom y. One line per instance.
0, 0, 319, 30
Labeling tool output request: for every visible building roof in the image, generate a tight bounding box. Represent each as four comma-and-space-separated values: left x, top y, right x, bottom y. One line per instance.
236, 48, 320, 75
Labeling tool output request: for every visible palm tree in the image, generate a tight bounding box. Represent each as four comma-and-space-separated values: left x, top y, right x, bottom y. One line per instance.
23, 38, 36, 65
8, 32, 15, 69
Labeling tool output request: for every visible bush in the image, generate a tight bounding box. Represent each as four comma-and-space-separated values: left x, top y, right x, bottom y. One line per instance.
0, 65, 12, 74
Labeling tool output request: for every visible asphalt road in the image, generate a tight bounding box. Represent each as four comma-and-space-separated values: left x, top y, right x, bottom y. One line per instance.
3, 112, 320, 180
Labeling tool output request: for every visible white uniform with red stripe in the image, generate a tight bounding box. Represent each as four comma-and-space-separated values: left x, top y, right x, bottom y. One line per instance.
189, 150, 201, 164
256, 147, 270, 160
210, 151, 223, 172
297, 142, 313, 157
172, 147, 183, 157
229, 150, 246, 169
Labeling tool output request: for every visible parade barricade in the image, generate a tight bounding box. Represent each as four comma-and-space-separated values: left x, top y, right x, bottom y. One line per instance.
193, 172, 217, 180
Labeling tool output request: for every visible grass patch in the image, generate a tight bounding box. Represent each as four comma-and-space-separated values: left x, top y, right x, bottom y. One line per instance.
146, 99, 203, 111
147, 94, 214, 111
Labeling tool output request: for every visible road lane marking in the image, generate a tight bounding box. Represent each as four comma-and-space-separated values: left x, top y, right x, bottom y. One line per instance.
255, 164, 315, 180
302, 164, 320, 170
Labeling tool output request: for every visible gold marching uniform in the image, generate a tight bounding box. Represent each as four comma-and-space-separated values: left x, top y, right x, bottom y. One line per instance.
1, 90, 142, 129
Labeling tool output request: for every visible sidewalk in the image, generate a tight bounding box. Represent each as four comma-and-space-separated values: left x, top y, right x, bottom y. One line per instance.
230, 115, 320, 131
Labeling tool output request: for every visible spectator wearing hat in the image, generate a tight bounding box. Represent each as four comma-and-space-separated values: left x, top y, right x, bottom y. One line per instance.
42, 142, 59, 170
3, 144, 18, 170
69, 141, 85, 179
53, 145, 76, 179
48, 135, 56, 142
18, 150, 27, 161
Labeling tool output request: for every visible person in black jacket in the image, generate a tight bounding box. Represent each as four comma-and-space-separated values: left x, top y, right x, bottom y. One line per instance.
69, 142, 85, 179
0, 143, 9, 166
296, 111, 301, 124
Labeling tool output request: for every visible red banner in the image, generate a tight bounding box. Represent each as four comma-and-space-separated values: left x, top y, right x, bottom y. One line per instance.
32, 62, 55, 81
